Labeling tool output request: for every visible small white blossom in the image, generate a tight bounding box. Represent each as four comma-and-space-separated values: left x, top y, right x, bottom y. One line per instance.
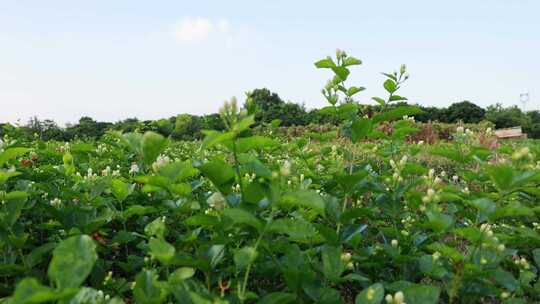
280, 160, 291, 176
129, 163, 140, 174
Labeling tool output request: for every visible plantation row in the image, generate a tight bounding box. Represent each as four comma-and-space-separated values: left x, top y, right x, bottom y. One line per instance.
2, 51, 540, 304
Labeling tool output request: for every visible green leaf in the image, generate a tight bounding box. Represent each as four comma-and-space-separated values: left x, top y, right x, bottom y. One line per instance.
347, 86, 366, 97
0, 171, 21, 184
337, 102, 359, 118
0, 147, 30, 167
136, 175, 169, 189
144, 217, 166, 239
403, 285, 440, 304
389, 95, 407, 101
169, 183, 192, 196
67, 287, 123, 304
392, 126, 419, 140
350, 118, 372, 142
279, 190, 325, 215
314, 57, 336, 69
111, 179, 130, 202
123, 205, 157, 219
382, 72, 397, 81
269, 218, 322, 244
454, 227, 483, 243
206, 245, 225, 269
25, 242, 57, 268
485, 164, 514, 192
383, 79, 397, 94
344, 57, 362, 66
425, 209, 454, 233
170, 267, 195, 281
467, 198, 496, 220
2, 191, 28, 228
355, 283, 384, 304
201, 130, 235, 149
199, 160, 236, 194
222, 208, 263, 232
121, 132, 143, 154
234, 246, 258, 272
321, 245, 344, 282
185, 214, 220, 227
258, 292, 296, 304
340, 208, 375, 223
235, 136, 277, 153
233, 115, 255, 133
426, 242, 463, 263
490, 203, 534, 220
337, 171, 369, 192
141, 131, 168, 166
331, 66, 350, 81
134, 270, 167, 304
484, 165, 540, 193
533, 249, 540, 269
149, 238, 175, 265
48, 235, 97, 289
242, 181, 265, 204
372, 97, 386, 106
429, 146, 463, 162
238, 154, 272, 179
157, 161, 198, 182
10, 278, 75, 304
489, 268, 519, 291
511, 170, 540, 188
372, 106, 423, 124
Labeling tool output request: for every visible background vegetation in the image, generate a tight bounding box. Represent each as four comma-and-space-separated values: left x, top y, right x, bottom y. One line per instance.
2, 89, 539, 141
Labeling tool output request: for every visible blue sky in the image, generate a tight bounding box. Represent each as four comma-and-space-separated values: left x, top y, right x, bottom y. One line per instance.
0, 0, 538, 124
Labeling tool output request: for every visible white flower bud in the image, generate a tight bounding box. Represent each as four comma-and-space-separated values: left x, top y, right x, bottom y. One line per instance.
394, 291, 405, 304
280, 160, 291, 176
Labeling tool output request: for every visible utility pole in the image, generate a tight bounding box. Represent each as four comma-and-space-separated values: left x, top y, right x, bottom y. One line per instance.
520, 92, 530, 112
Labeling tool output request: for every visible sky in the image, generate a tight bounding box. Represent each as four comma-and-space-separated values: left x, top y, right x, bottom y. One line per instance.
0, 0, 539, 125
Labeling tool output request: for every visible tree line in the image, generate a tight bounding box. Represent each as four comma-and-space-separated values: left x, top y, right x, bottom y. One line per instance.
2, 88, 539, 140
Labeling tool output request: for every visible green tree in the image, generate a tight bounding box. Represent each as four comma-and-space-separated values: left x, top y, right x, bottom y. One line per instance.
246, 88, 308, 126
172, 114, 202, 140
445, 101, 485, 123
151, 119, 174, 137
415, 106, 446, 122
66, 117, 111, 139
200, 113, 225, 131
485, 104, 530, 129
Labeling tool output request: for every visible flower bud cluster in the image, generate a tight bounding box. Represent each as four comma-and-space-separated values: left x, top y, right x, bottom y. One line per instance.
513, 255, 530, 270
50, 198, 62, 208
388, 155, 408, 183
512, 147, 532, 161
152, 154, 170, 172
341, 252, 354, 270
385, 291, 405, 304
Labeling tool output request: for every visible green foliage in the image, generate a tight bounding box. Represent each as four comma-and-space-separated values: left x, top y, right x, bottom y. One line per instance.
355, 283, 384, 304
446, 101, 486, 123
172, 114, 202, 140
3, 50, 540, 304
141, 132, 168, 166
47, 235, 97, 290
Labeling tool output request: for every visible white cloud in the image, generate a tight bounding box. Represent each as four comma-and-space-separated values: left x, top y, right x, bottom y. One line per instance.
172, 17, 232, 43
